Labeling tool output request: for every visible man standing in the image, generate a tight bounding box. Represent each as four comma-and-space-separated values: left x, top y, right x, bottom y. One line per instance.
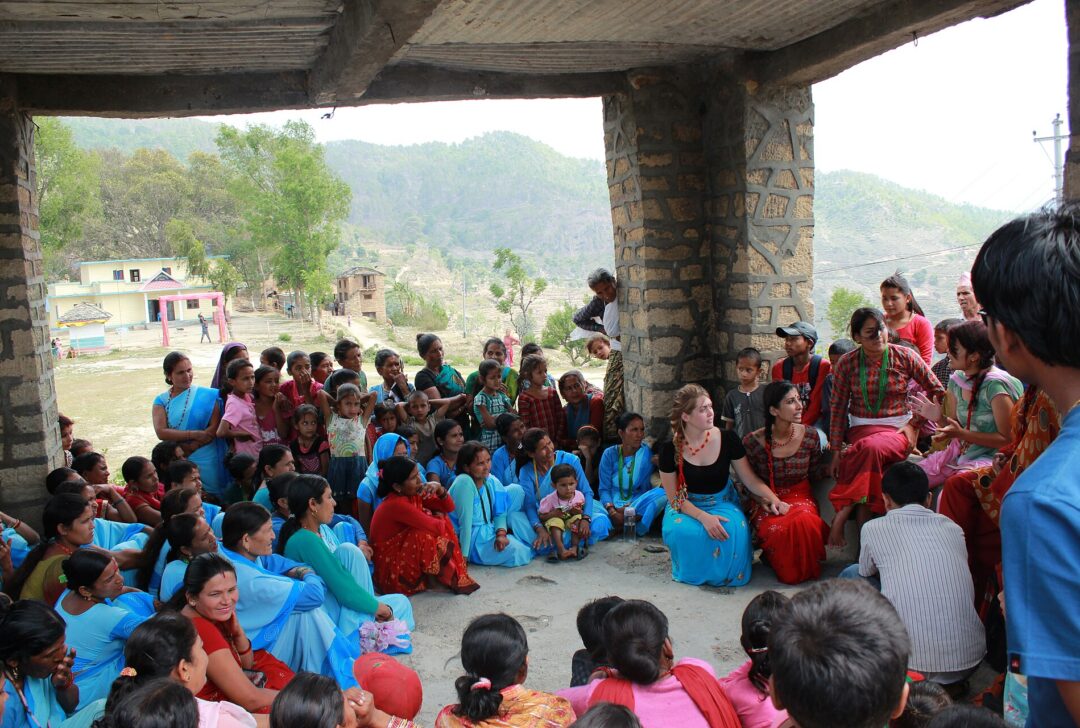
972, 206, 1080, 727
573, 268, 622, 442
198, 313, 211, 344
771, 321, 831, 443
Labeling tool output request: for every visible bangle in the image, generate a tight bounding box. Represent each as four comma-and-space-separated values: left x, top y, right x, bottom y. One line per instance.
235, 638, 253, 656
495, 528, 507, 536
11, 520, 20, 530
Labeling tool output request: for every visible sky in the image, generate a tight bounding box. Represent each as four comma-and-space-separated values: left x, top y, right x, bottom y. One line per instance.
210, 0, 1068, 213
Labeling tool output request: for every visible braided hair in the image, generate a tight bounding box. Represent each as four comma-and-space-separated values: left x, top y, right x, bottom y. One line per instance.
669, 384, 709, 474
740, 590, 790, 693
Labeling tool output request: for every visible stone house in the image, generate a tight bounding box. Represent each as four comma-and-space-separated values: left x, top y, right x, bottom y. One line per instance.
335, 266, 386, 323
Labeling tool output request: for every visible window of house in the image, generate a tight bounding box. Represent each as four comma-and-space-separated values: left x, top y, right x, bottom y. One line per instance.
186, 299, 200, 310
363, 294, 373, 301
362, 275, 374, 288
129, 269, 141, 282
112, 270, 124, 281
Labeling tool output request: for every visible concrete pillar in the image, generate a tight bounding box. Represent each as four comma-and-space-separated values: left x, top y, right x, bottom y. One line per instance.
604, 67, 814, 436
1066, 0, 1079, 201
0, 77, 61, 522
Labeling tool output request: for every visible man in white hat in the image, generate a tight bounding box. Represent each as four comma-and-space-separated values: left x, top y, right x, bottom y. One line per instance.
956, 272, 980, 322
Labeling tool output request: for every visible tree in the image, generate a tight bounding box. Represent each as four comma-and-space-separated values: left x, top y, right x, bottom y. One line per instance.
489, 247, 547, 339
207, 260, 243, 309
541, 302, 592, 366
826, 287, 875, 338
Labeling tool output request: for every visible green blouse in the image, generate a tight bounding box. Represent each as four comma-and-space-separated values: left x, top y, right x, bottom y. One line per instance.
283, 528, 379, 615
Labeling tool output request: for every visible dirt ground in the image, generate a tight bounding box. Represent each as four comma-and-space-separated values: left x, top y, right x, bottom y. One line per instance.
54, 312, 953, 726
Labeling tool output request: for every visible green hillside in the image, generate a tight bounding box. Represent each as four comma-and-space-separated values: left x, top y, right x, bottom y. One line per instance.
66, 116, 219, 161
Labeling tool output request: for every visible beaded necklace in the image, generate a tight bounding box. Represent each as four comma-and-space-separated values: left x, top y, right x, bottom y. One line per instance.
166, 387, 194, 429
858, 347, 890, 416
617, 445, 635, 501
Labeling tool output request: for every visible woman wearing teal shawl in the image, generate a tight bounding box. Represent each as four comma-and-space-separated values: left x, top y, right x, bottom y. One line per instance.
356, 433, 410, 535
218, 503, 360, 689
598, 412, 664, 536
447, 443, 532, 567
414, 333, 473, 436
153, 352, 228, 499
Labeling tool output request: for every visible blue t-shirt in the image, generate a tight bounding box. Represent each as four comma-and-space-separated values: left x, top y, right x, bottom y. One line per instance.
1002, 405, 1080, 728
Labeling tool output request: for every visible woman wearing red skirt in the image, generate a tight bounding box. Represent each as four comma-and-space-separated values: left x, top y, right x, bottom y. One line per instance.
370, 455, 479, 596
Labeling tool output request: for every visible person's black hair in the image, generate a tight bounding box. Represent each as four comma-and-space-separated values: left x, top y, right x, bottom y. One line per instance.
881, 461, 930, 506
603, 600, 669, 685
396, 423, 418, 442
521, 427, 551, 455
285, 350, 309, 372
45, 466, 81, 495
495, 412, 522, 438
736, 347, 763, 367
225, 452, 258, 494
151, 441, 182, 482
520, 342, 543, 358
452, 614, 528, 722
891, 680, 950, 728
252, 445, 290, 486
850, 307, 887, 341
933, 318, 963, 334
770, 579, 909, 728
829, 339, 857, 357
221, 357, 253, 395
122, 456, 152, 484
136, 487, 200, 590
165, 459, 198, 490
309, 351, 329, 371
947, 319, 995, 370
549, 463, 576, 486
166, 552, 235, 611
71, 451, 106, 477
162, 351, 189, 385
881, 271, 926, 316
376, 456, 420, 499
163, 512, 204, 564
577, 425, 600, 443
587, 268, 616, 288
373, 401, 397, 422
276, 475, 331, 554
5, 494, 90, 598
221, 502, 273, 551
61, 548, 112, 594
333, 383, 362, 411
292, 403, 320, 426
433, 419, 464, 457
261, 347, 286, 369
740, 590, 790, 693
762, 380, 798, 449
324, 369, 360, 399
93, 677, 199, 728
59, 413, 74, 429
924, 705, 1007, 728
570, 703, 643, 728
54, 480, 90, 497
415, 333, 440, 358
575, 596, 625, 661
482, 337, 505, 355
456, 441, 488, 475
333, 338, 360, 364
614, 411, 644, 433
269, 672, 343, 728
70, 439, 93, 458
96, 612, 198, 720
478, 358, 501, 380
267, 472, 300, 512
0, 596, 68, 675
253, 365, 279, 394
374, 348, 399, 369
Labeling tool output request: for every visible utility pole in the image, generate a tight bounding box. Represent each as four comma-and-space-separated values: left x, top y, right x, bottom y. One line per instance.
1034, 113, 1067, 205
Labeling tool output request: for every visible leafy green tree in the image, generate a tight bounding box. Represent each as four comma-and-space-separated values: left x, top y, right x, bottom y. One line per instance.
826, 287, 875, 338
34, 118, 101, 277
489, 247, 547, 339
541, 302, 591, 366
207, 260, 243, 309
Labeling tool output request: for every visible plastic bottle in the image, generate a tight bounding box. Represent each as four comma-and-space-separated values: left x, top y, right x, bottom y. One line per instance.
623, 506, 637, 541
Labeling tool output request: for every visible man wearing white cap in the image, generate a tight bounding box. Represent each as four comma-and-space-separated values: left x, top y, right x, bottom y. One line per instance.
956, 272, 980, 322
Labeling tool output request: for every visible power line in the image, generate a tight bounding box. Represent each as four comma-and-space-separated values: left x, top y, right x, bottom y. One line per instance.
814, 242, 984, 276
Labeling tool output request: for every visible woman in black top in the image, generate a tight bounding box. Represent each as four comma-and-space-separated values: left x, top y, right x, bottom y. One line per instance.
658, 384, 787, 586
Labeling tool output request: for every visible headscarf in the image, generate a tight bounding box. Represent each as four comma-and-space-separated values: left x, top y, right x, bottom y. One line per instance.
211, 342, 248, 389
364, 433, 410, 481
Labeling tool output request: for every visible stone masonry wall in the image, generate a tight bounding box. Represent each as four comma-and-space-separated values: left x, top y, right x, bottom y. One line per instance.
0, 79, 61, 523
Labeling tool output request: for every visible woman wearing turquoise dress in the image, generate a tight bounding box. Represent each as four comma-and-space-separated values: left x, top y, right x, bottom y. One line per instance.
489, 413, 526, 488
513, 429, 612, 553
356, 433, 410, 535
217, 503, 361, 688
54, 551, 154, 709
0, 597, 78, 728
152, 352, 228, 500
277, 475, 414, 639
598, 412, 664, 537
447, 442, 533, 567
658, 384, 787, 587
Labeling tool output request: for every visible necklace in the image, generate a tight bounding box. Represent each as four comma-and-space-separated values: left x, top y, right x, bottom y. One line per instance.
54, 541, 76, 556
683, 429, 711, 457
771, 425, 796, 449
617, 446, 635, 501
166, 387, 194, 429
859, 347, 890, 416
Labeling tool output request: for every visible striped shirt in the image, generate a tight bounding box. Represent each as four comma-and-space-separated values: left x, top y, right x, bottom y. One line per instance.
859, 504, 985, 672
828, 343, 945, 449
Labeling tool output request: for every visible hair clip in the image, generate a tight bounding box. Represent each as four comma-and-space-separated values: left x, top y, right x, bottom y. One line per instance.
120, 667, 137, 677
58, 574, 67, 584
747, 646, 768, 654
377, 468, 383, 478
470, 677, 492, 691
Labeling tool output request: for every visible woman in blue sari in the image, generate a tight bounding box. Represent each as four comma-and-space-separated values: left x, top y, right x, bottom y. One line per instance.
512, 428, 612, 553
217, 503, 360, 688
153, 352, 228, 500
356, 433, 410, 535
489, 413, 525, 488
658, 385, 787, 587
54, 551, 153, 709
0, 598, 78, 728
598, 412, 664, 537
448, 442, 532, 567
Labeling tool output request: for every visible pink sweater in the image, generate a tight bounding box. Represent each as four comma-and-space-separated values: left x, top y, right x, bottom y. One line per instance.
718, 660, 788, 728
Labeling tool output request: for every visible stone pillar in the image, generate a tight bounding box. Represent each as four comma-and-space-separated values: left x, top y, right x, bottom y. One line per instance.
0, 77, 61, 522
603, 66, 814, 436
1065, 0, 1079, 201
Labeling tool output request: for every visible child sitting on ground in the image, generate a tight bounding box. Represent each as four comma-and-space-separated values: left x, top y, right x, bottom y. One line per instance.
719, 590, 790, 728
224, 452, 258, 502
770, 579, 911, 728
290, 403, 329, 476
570, 596, 625, 687
538, 463, 586, 562
722, 347, 766, 439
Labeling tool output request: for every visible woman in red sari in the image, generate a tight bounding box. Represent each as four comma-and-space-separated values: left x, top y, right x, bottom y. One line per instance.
743, 381, 829, 584
827, 308, 945, 547
369, 456, 479, 596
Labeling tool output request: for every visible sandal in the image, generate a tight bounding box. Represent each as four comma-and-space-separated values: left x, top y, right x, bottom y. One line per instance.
546, 554, 560, 564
